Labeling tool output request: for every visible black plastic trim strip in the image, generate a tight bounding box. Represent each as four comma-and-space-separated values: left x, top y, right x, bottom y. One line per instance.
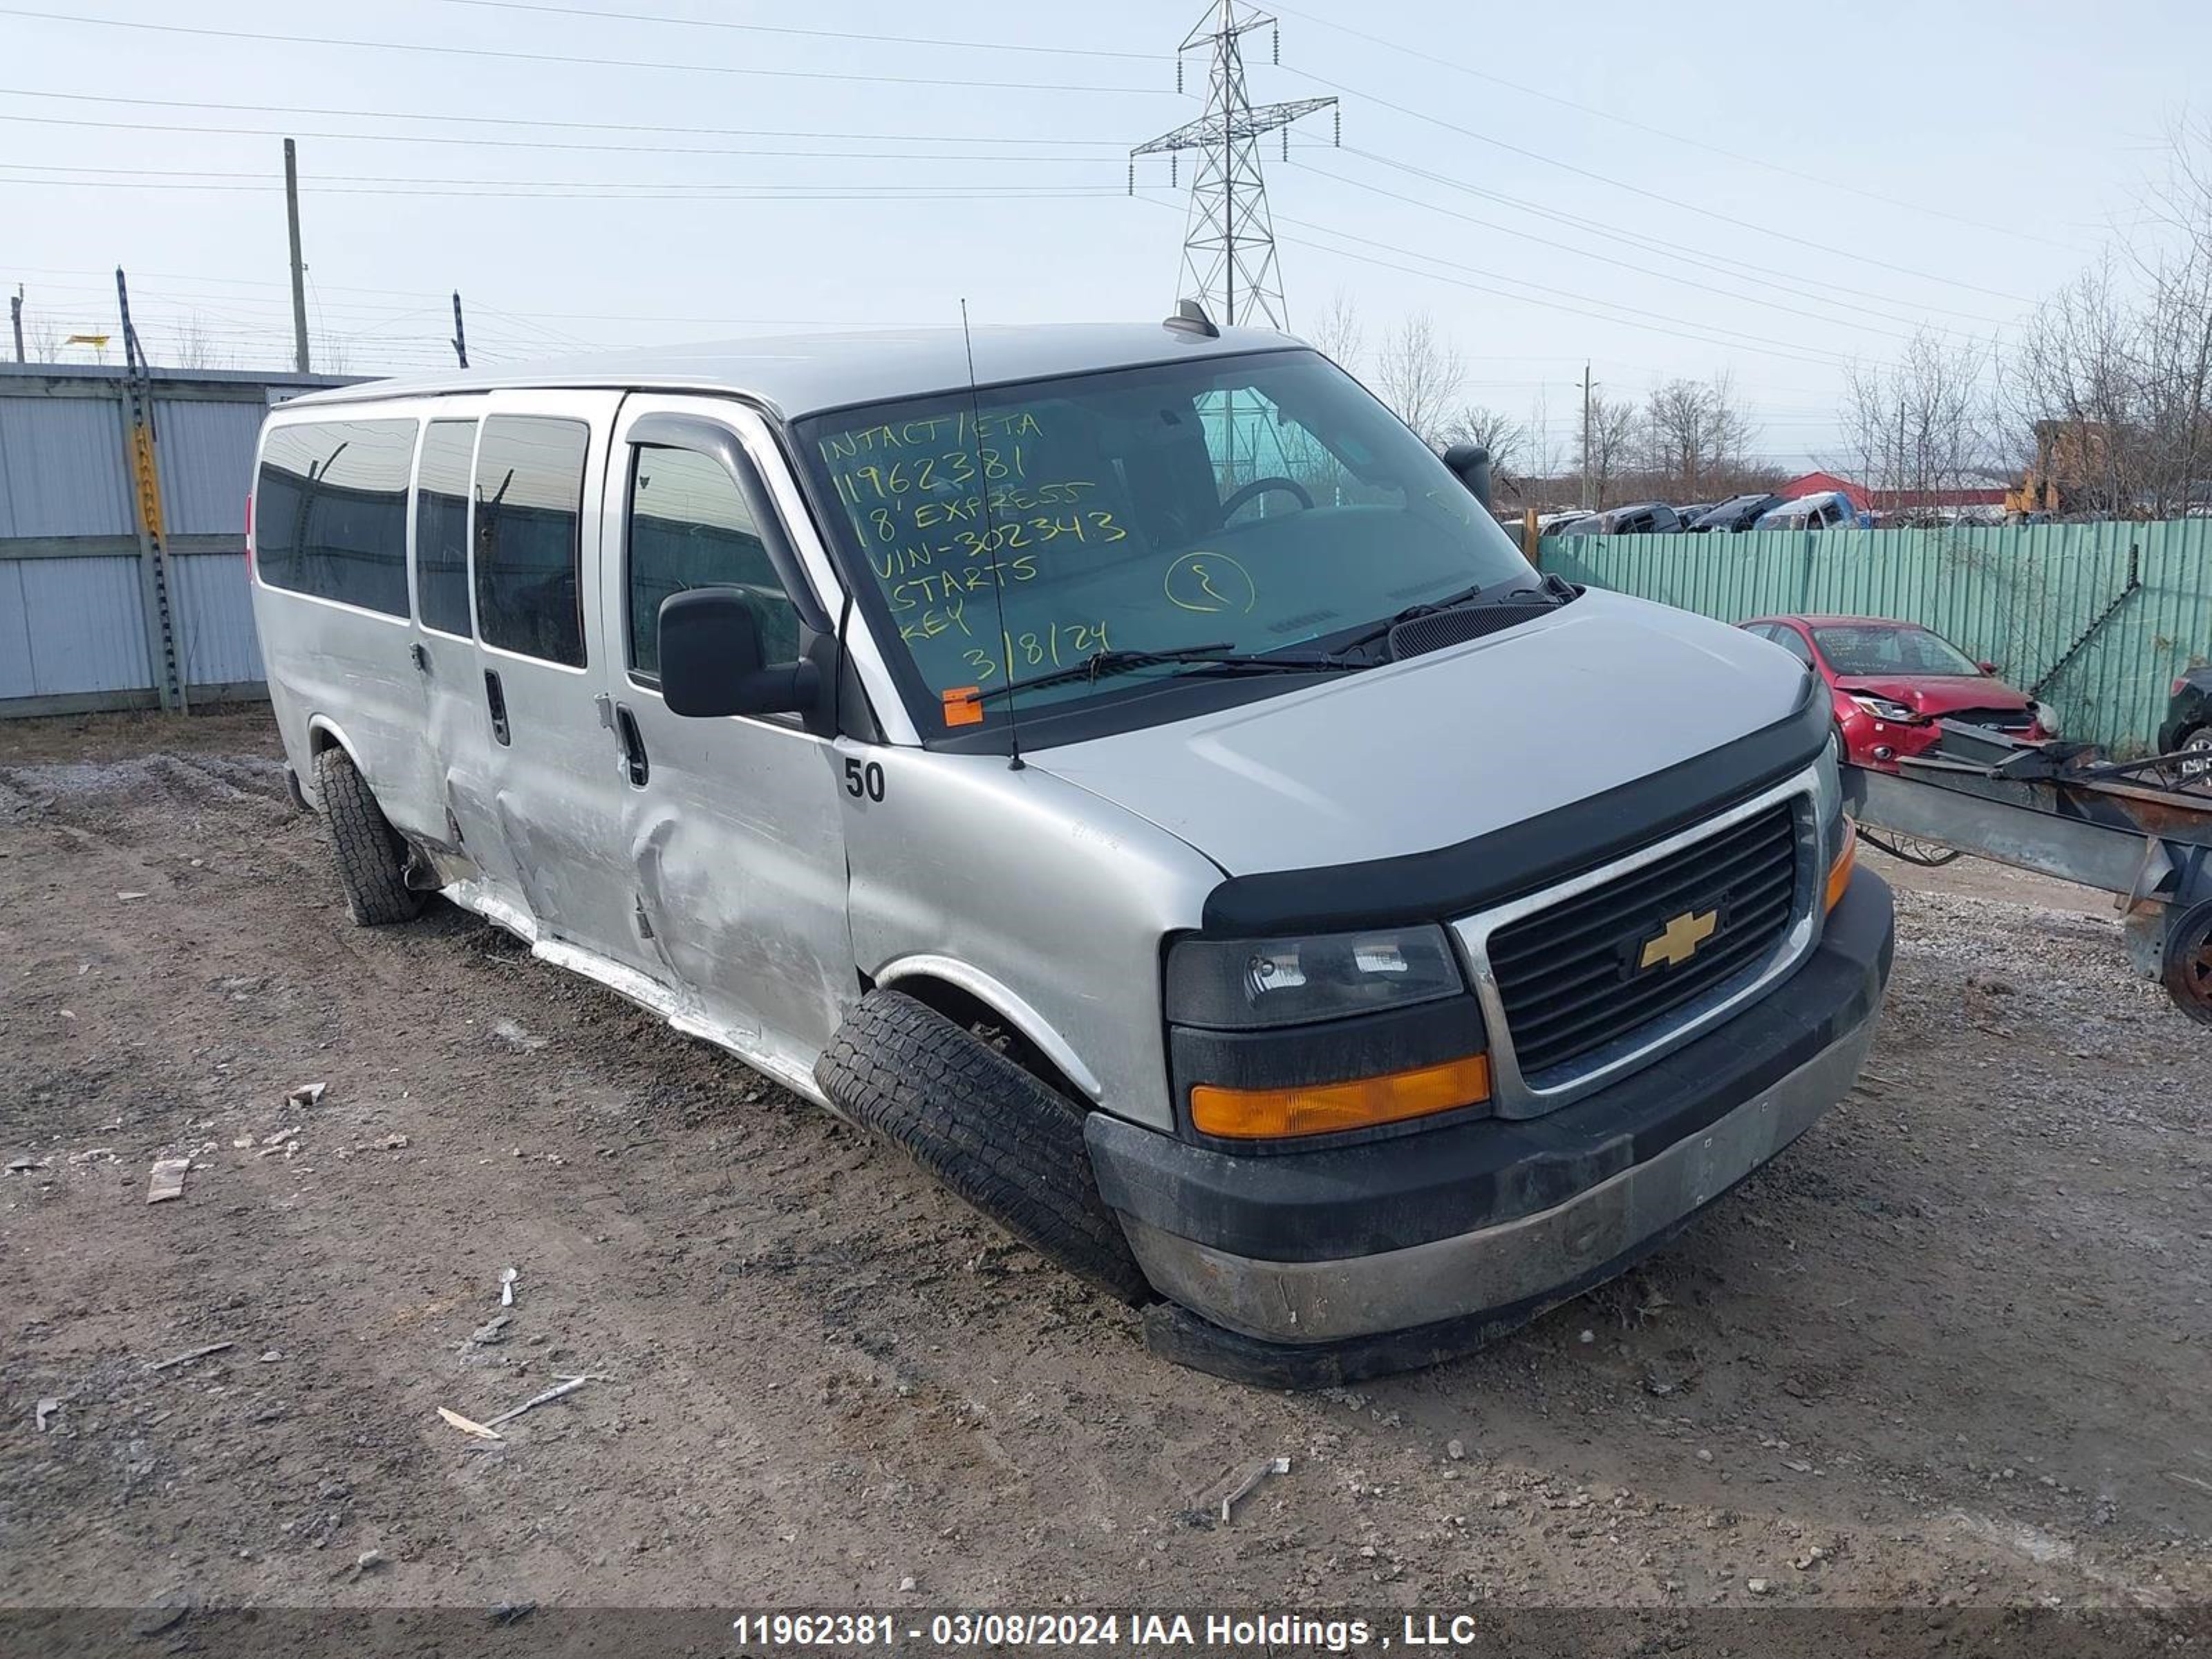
1197, 678, 1826, 935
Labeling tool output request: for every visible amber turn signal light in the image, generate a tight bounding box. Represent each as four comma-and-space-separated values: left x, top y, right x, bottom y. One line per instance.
1825, 819, 1858, 913
1190, 1053, 1491, 1140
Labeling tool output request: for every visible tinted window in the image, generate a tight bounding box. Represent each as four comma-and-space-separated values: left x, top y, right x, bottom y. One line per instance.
474, 416, 588, 667
626, 444, 798, 677
1772, 626, 1815, 666
254, 419, 413, 617
413, 419, 476, 637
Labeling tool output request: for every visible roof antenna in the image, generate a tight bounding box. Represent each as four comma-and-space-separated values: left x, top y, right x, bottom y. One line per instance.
958, 298, 1023, 771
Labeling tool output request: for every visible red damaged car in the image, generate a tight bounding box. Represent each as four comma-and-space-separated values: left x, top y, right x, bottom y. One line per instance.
1738, 614, 2057, 768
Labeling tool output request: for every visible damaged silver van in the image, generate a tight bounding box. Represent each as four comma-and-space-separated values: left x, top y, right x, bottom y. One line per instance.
247, 313, 1892, 1384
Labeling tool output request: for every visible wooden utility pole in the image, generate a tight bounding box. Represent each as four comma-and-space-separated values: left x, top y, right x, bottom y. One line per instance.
450, 290, 469, 368
10, 285, 22, 363
283, 138, 310, 374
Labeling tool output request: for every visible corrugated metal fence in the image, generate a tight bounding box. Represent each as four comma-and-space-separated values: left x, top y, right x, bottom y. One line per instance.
0, 363, 356, 717
1542, 521, 2212, 754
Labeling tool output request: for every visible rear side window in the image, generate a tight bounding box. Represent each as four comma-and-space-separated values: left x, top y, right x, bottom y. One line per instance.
413, 419, 476, 637
254, 419, 414, 617
474, 416, 588, 667
1772, 627, 1815, 666
626, 444, 798, 678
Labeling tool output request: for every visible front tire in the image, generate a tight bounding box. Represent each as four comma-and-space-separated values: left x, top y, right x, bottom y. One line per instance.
312, 747, 424, 928
815, 990, 1151, 1303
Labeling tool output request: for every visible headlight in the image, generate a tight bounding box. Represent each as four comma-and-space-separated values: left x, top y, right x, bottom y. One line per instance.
1848, 693, 1918, 722
1166, 924, 1464, 1030
2031, 701, 2060, 736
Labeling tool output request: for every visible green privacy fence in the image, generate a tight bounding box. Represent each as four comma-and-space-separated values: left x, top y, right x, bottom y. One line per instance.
1538, 519, 2212, 754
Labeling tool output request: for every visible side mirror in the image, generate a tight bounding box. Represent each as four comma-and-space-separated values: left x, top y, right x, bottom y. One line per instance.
658, 588, 818, 719
1441, 442, 1493, 514
1978, 659, 2000, 675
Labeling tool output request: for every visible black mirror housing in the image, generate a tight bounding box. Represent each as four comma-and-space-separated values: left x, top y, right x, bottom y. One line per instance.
659, 588, 819, 719
1441, 442, 1494, 513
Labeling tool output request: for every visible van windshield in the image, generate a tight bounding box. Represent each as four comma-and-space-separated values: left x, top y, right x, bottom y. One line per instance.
792, 348, 1533, 735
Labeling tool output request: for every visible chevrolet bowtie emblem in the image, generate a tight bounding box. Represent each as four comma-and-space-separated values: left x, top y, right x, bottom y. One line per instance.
1640, 908, 1718, 971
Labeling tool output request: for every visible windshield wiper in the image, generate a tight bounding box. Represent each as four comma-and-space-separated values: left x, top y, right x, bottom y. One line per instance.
1325, 577, 1551, 662
972, 644, 1363, 704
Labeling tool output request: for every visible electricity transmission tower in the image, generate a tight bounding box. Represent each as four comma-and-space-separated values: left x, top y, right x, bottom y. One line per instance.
1131, 2, 1336, 329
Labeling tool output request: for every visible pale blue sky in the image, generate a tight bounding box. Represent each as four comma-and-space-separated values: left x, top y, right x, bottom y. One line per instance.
8, 0, 2207, 465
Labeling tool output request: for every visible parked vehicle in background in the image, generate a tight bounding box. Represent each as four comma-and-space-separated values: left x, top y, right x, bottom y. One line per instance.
1558, 501, 1683, 535
1754, 491, 1866, 531
2162, 666, 2212, 772
1687, 493, 1783, 533
1533, 508, 1591, 534
242, 317, 1887, 1384
1740, 614, 2055, 769
1674, 502, 1714, 526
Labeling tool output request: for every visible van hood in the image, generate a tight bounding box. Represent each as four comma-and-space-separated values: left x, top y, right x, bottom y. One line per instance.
1031, 590, 1812, 877
1835, 675, 2033, 716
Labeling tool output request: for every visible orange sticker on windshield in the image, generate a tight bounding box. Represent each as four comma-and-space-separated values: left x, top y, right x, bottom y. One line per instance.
942, 686, 984, 727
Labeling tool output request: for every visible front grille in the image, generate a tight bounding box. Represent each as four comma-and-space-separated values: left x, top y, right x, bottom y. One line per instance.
1948, 705, 2035, 733
1488, 803, 1800, 1078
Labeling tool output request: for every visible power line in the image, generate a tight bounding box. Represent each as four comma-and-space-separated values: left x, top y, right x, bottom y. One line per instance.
1280, 64, 2036, 303
1329, 147, 2012, 328
0, 109, 1128, 165
0, 177, 1156, 200
1286, 154, 1964, 348
1266, 0, 2081, 254
431, 0, 1161, 62
0, 162, 1122, 189
1262, 218, 1858, 371
0, 87, 1138, 147
1270, 211, 1859, 368
0, 9, 1174, 96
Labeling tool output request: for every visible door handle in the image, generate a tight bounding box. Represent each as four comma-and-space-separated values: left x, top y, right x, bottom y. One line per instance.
483, 669, 511, 747
410, 641, 431, 675
614, 703, 649, 787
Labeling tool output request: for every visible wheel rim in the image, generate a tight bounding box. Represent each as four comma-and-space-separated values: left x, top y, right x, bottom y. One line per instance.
2162, 901, 2212, 1024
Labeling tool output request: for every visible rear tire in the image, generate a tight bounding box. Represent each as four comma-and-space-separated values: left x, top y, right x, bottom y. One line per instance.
815, 989, 1151, 1304
312, 746, 424, 928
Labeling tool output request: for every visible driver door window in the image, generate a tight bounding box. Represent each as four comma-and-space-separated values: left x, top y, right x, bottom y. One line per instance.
626, 443, 800, 682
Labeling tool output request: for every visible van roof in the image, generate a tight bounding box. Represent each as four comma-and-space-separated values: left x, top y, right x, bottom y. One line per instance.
280, 321, 1303, 422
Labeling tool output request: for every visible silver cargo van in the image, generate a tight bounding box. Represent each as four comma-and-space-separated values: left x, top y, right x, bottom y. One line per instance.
247, 315, 1893, 1384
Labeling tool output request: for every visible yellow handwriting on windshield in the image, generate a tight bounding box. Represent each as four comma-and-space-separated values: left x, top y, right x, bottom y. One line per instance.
1163, 551, 1257, 616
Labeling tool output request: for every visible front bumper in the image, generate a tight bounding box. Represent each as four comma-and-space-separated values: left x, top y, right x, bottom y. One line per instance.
1087, 868, 1894, 1384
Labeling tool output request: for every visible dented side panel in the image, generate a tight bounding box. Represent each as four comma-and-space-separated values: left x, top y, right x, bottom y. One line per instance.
841, 748, 1224, 1132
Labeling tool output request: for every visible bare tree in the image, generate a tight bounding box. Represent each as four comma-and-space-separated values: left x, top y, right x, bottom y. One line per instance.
2005, 118, 2212, 516
170, 312, 229, 373
1373, 311, 1465, 448
1840, 328, 1999, 505
1579, 393, 1641, 509
1443, 404, 1526, 491
1525, 384, 1566, 496
1306, 286, 1365, 376
1640, 372, 1759, 499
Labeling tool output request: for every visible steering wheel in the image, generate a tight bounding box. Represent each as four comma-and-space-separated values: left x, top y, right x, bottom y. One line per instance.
1220, 476, 1314, 520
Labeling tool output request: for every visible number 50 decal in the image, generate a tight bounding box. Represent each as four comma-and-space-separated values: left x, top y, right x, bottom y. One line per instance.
843, 758, 886, 803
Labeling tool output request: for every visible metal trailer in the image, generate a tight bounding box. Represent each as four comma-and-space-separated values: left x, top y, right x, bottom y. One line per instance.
1842, 722, 2212, 1022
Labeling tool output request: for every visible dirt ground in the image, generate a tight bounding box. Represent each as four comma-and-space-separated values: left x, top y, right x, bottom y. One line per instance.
2, 709, 2209, 1620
